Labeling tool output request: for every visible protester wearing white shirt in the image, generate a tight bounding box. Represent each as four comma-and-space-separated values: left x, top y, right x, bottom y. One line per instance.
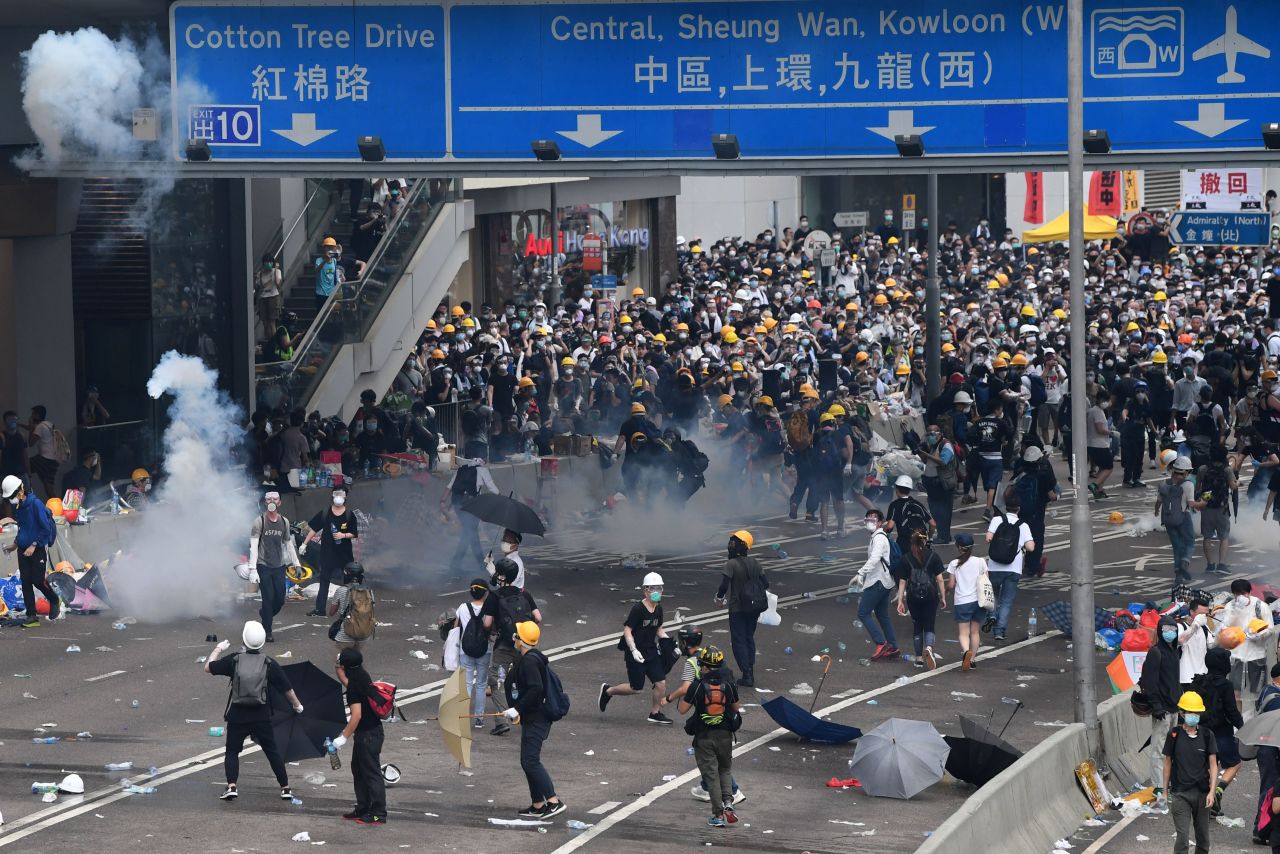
946, 533, 988, 671
852, 509, 899, 661
1221, 579, 1274, 702
984, 498, 1035, 641
1175, 591, 1215, 687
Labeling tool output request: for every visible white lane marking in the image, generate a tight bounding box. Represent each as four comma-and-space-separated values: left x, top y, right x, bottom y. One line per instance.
272, 623, 305, 633
0, 585, 849, 844
587, 801, 621, 815
550, 630, 1060, 853
1081, 812, 1138, 853
83, 670, 126, 683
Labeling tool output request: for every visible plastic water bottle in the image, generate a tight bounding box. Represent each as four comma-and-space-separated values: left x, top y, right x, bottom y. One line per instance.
31, 737, 59, 744
524, 438, 534, 462
111, 491, 120, 516
566, 820, 591, 833
31, 783, 58, 794
324, 737, 342, 770
123, 785, 156, 794
1028, 607, 1039, 637
208, 726, 224, 737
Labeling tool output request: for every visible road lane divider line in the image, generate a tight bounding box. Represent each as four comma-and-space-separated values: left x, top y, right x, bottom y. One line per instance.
83, 670, 126, 682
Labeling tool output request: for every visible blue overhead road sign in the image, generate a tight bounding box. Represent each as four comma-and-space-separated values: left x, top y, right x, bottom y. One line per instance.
170, 1, 445, 159
171, 1, 1280, 161
1168, 211, 1272, 246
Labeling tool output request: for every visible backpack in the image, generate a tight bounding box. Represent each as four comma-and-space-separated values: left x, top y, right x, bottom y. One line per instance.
497, 587, 533, 640
342, 585, 376, 640
452, 465, 479, 498
988, 513, 1022, 565
51, 425, 71, 464
367, 681, 398, 719
851, 423, 873, 465
896, 499, 930, 538
533, 650, 571, 722
905, 554, 935, 601
229, 653, 270, 707
1027, 375, 1048, 407
460, 406, 482, 437
680, 439, 710, 474
1189, 673, 1225, 731
1159, 481, 1187, 527
875, 530, 903, 570
733, 557, 769, 614
786, 410, 813, 451
1199, 463, 1229, 510
698, 673, 732, 726
460, 603, 489, 658
760, 416, 785, 454
813, 430, 843, 473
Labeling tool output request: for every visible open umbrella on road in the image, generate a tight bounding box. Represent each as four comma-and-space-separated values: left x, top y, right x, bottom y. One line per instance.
1237, 710, 1280, 748
268, 661, 347, 762
438, 668, 473, 768
943, 710, 1024, 787
1040, 600, 1116, 638
461, 493, 546, 537
849, 718, 950, 799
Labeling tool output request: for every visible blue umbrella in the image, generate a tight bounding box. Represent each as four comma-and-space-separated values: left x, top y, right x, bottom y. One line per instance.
762, 697, 862, 745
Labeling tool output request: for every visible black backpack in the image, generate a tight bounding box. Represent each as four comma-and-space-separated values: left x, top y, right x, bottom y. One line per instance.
905, 554, 935, 600
1027, 375, 1048, 407
681, 439, 710, 473
452, 465, 479, 499
532, 649, 571, 722
229, 653, 270, 709
814, 430, 843, 473
1199, 463, 1229, 510
896, 499, 930, 537
988, 513, 1022, 565
460, 603, 489, 658
496, 587, 533, 639
734, 557, 769, 614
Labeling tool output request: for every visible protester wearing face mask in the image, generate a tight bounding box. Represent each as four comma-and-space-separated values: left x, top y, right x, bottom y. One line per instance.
1140, 615, 1186, 794
304, 487, 359, 618
599, 571, 673, 724
1159, 691, 1217, 849
485, 529, 526, 589
1220, 578, 1272, 707
248, 490, 300, 642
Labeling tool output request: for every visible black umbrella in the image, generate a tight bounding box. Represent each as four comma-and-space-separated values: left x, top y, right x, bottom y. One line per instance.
943, 710, 1024, 787
269, 661, 347, 762
461, 493, 546, 536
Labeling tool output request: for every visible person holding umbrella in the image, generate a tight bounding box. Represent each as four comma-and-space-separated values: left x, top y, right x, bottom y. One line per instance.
487, 529, 526, 589
330, 648, 387, 825
204, 620, 301, 802
440, 458, 498, 570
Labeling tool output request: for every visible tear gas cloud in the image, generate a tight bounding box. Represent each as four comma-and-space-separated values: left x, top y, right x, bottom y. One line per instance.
18, 27, 211, 231
108, 353, 253, 620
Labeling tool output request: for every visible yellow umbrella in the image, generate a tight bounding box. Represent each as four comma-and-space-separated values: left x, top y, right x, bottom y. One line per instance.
438, 668, 473, 768
1022, 206, 1119, 243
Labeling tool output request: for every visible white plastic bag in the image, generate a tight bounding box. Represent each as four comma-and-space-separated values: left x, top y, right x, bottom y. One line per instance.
442, 626, 461, 672
758, 591, 781, 626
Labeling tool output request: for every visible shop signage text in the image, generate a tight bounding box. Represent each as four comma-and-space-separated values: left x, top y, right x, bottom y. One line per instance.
524, 226, 651, 256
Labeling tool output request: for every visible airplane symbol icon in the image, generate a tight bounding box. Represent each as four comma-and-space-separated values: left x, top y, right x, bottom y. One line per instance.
1192, 5, 1270, 84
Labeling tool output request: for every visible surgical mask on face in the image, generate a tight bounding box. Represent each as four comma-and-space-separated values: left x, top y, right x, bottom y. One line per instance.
1161, 628, 1178, 642
364, 420, 378, 433
332, 495, 346, 507
1183, 713, 1200, 727
266, 501, 278, 513
866, 521, 878, 532
648, 590, 662, 603
500, 542, 516, 554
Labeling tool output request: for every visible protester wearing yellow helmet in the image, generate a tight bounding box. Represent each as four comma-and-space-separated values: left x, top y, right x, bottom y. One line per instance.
450, 305, 465, 317
715, 530, 763, 686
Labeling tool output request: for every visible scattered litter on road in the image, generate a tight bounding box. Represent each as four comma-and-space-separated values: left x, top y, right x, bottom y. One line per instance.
950, 692, 981, 699
866, 700, 879, 705
1081, 818, 1108, 827
894, 677, 909, 685
790, 683, 814, 696
566, 819, 592, 832
76, 732, 92, 739
400, 736, 419, 741
208, 727, 224, 737
21, 692, 37, 699
423, 664, 441, 671
1053, 840, 1073, 850
123, 785, 156, 794
406, 635, 432, 643
195, 657, 207, 664
783, 647, 793, 655
104, 762, 132, 771
1002, 697, 1022, 705
277, 651, 293, 659
292, 832, 311, 843
825, 778, 862, 788
291, 798, 303, 806
1135, 835, 1149, 842
755, 688, 774, 694
487, 818, 551, 830
65, 645, 80, 653
40, 792, 56, 803
662, 775, 677, 782
12, 674, 29, 678
1015, 675, 1037, 681
1215, 816, 1245, 828
1034, 721, 1070, 727
793, 623, 825, 635
423, 812, 439, 817
410, 650, 429, 659
583, 750, 594, 756
185, 719, 206, 724
768, 746, 781, 752
95, 647, 113, 653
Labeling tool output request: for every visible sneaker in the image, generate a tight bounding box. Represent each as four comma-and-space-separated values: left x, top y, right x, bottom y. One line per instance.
731, 789, 746, 806
540, 800, 567, 818
49, 609, 64, 621
870, 643, 889, 660
804, 513, 818, 523
219, 784, 238, 800
518, 804, 543, 817
981, 508, 993, 522
962, 650, 974, 671
707, 815, 727, 828
647, 712, 674, 725
691, 785, 712, 802
923, 647, 937, 670
491, 722, 511, 736
265, 634, 275, 643
598, 683, 612, 713
21, 620, 39, 628
473, 719, 485, 729
878, 645, 899, 660
1095, 489, 1109, 500
304, 610, 324, 617
723, 807, 738, 824
342, 810, 362, 820
354, 815, 386, 825
993, 633, 1006, 642
1212, 564, 1231, 576
788, 505, 798, 520
912, 659, 925, 669
961, 494, 977, 505
982, 617, 996, 634
280, 787, 293, 800
969, 659, 979, 670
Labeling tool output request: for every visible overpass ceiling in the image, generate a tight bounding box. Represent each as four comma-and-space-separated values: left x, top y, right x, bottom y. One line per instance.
0, 0, 169, 29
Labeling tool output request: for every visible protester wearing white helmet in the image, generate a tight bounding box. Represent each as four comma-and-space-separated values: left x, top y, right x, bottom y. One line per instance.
204, 621, 302, 803
599, 571, 673, 724
1, 474, 59, 627
1156, 456, 1197, 587
885, 474, 935, 547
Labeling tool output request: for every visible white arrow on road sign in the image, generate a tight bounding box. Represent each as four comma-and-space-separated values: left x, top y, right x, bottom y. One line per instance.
1174, 102, 1247, 138
867, 110, 936, 142
556, 114, 622, 148
271, 113, 337, 147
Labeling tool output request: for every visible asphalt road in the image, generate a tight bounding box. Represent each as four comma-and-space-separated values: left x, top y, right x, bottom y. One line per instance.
0, 458, 1275, 853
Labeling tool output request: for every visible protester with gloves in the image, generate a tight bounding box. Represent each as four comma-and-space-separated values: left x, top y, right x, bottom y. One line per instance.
853, 509, 899, 661
331, 648, 386, 825
504, 621, 566, 819
248, 490, 300, 643
599, 572, 672, 724
0, 475, 58, 627
204, 621, 300, 802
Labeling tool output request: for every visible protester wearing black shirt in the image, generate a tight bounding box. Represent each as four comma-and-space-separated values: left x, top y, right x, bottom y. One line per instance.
503, 621, 565, 819
482, 560, 541, 735
204, 621, 300, 802
305, 486, 359, 617
893, 532, 947, 671
332, 648, 386, 824
1161, 692, 1218, 854
599, 573, 672, 724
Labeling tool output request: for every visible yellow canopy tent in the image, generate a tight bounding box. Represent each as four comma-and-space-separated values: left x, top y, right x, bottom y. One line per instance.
1022, 207, 1119, 243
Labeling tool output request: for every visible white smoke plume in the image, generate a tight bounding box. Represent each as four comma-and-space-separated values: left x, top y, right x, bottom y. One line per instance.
17, 27, 211, 230
108, 352, 254, 620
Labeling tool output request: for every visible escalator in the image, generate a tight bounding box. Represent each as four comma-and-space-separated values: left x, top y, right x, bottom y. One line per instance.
255, 179, 472, 417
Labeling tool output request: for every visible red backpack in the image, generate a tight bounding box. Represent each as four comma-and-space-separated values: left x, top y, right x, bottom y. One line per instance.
368, 681, 398, 720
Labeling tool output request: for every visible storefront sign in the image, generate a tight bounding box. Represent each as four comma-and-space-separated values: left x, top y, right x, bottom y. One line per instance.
524, 225, 650, 256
